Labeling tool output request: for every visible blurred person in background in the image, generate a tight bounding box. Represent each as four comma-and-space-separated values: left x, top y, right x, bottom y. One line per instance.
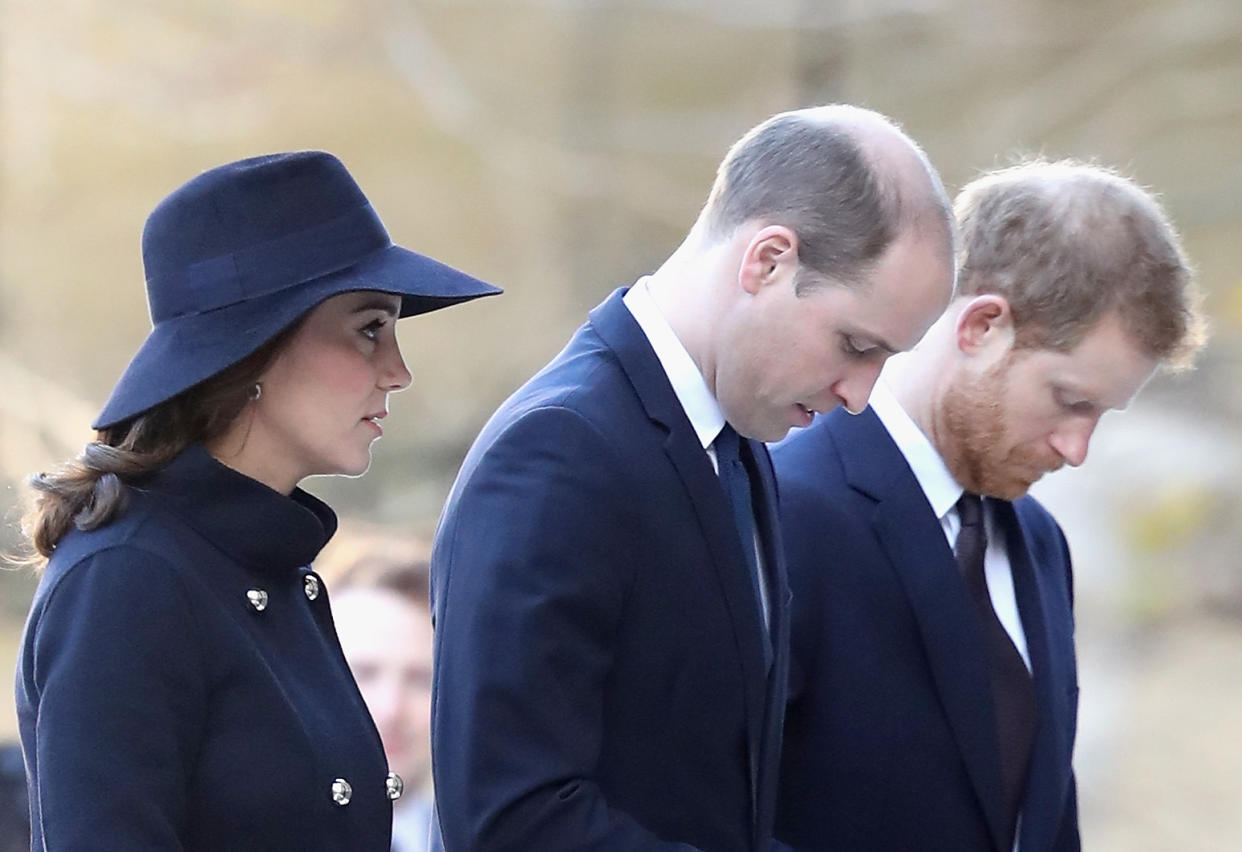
14, 151, 498, 850
429, 104, 956, 851
773, 160, 1207, 852
317, 523, 436, 852
0, 743, 29, 852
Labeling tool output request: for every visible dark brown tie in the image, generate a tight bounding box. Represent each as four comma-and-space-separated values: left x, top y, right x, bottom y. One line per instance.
955, 493, 1037, 847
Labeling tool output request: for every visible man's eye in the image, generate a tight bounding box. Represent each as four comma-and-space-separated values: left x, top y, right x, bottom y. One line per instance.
842, 336, 872, 356
1054, 390, 1095, 415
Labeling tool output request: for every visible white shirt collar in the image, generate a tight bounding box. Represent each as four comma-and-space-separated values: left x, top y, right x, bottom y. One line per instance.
868, 376, 963, 521
623, 277, 726, 450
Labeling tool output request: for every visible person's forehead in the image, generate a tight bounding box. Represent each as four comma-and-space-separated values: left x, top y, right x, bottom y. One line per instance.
331, 588, 432, 645
856, 235, 954, 349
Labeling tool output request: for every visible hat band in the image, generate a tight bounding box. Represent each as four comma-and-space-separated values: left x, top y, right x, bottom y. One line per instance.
146, 203, 392, 322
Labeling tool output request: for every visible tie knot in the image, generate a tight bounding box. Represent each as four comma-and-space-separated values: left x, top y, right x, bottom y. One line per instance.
957, 492, 984, 528
714, 424, 741, 464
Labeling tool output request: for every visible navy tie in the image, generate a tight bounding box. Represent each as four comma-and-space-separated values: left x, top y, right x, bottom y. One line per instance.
955, 493, 1037, 848
714, 424, 771, 667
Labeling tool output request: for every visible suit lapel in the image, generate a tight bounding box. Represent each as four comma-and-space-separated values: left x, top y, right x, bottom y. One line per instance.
588, 290, 772, 826
997, 501, 1075, 850
832, 409, 1011, 852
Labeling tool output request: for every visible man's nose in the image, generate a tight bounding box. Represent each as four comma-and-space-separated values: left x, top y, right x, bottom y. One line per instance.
1048, 418, 1097, 467
833, 360, 885, 415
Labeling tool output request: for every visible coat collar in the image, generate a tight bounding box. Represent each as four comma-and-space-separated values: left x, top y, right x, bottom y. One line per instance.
135, 443, 338, 574
621, 277, 725, 451
869, 379, 962, 520
588, 288, 710, 437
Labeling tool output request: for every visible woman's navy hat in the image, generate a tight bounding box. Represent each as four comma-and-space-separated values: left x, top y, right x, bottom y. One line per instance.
93, 151, 501, 430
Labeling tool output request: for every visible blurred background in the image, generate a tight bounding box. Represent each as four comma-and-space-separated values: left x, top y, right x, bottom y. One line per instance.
1, 0, 1239, 848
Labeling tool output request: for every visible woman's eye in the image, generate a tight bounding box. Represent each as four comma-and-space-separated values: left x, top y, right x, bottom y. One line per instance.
360, 319, 385, 340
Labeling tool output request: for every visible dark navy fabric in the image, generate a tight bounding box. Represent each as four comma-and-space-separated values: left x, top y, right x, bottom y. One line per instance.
772, 408, 1080, 852
95, 150, 500, 430
430, 288, 790, 851
15, 445, 393, 851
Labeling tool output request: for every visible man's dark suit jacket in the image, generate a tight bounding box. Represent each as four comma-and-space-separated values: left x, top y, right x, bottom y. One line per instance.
430, 288, 791, 851
772, 407, 1080, 852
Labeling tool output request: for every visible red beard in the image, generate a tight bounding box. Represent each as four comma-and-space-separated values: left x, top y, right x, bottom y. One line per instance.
935, 354, 1062, 500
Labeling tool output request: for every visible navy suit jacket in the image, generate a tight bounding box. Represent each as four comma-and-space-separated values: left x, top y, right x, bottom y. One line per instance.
430, 288, 790, 851
772, 408, 1080, 852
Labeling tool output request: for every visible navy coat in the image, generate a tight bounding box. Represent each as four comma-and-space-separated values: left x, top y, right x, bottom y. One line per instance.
430, 289, 791, 851
15, 445, 394, 851
772, 408, 1080, 852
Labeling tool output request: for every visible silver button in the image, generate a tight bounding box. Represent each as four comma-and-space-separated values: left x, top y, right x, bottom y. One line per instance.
246, 589, 269, 612
385, 771, 404, 801
331, 777, 352, 806
303, 574, 321, 601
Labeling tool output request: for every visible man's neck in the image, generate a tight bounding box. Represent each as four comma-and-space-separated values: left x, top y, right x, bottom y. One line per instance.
883, 348, 946, 449
645, 233, 724, 395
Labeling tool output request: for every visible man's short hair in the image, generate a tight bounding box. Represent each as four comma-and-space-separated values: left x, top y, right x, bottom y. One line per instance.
700, 106, 953, 292
955, 159, 1208, 369
314, 521, 431, 609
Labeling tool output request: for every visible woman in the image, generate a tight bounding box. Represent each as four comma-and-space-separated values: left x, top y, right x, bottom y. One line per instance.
14, 151, 499, 851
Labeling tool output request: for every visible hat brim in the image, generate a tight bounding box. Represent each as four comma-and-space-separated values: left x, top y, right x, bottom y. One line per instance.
93, 245, 500, 430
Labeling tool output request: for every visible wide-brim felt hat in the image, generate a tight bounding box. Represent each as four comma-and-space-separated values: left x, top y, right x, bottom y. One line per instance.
93, 150, 501, 430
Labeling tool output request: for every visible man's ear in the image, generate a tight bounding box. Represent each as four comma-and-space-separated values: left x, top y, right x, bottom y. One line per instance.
739, 225, 798, 295
953, 294, 1014, 355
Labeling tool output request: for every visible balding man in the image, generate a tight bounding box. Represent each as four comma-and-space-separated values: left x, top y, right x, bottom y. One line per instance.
429, 105, 955, 851
773, 160, 1207, 851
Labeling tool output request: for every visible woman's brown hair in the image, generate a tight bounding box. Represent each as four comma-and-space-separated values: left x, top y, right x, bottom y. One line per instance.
22, 323, 301, 562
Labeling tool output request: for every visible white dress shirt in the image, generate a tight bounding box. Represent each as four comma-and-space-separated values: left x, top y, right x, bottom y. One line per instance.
869, 380, 1031, 670
623, 278, 771, 627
